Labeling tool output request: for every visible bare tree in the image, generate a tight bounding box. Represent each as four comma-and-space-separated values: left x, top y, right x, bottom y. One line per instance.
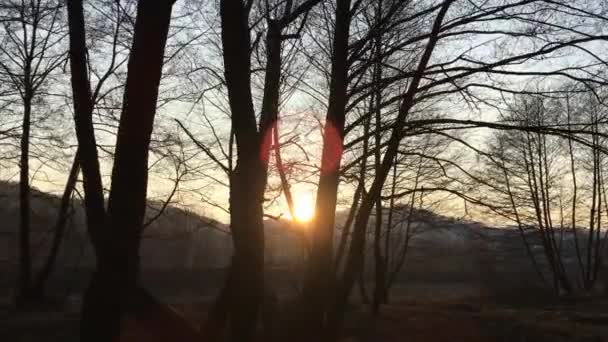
482, 90, 608, 294
306, 0, 608, 338
66, 0, 178, 340
211, 1, 321, 340
0, 0, 67, 303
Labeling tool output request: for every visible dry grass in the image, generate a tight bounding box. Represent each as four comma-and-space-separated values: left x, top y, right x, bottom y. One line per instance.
3, 296, 608, 341
337, 297, 608, 342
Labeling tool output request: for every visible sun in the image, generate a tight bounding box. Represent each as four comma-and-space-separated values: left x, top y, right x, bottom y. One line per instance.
293, 191, 315, 223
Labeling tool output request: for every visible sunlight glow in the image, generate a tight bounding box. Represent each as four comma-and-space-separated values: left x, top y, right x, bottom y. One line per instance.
293, 191, 315, 223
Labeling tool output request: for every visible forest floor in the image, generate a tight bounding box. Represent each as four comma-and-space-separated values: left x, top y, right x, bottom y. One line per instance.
3, 294, 608, 341
0, 283, 608, 342
338, 297, 608, 342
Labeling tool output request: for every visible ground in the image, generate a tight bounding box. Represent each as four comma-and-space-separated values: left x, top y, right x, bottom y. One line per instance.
342, 298, 608, 342
3, 295, 608, 341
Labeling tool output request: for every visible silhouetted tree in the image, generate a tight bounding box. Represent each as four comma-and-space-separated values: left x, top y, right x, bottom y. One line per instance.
0, 0, 67, 304
482, 90, 608, 294
66, 0, 177, 340
216, 1, 320, 340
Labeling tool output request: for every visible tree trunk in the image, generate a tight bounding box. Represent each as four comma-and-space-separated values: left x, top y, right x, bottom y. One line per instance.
371, 34, 387, 313
78, 1, 175, 341
301, 0, 352, 336
219, 2, 266, 340
66, 0, 105, 250
372, 201, 387, 314
335, 112, 370, 273
227, 173, 266, 342
334, 183, 362, 272
383, 160, 398, 304
32, 151, 80, 297
326, 2, 453, 338
17, 96, 32, 304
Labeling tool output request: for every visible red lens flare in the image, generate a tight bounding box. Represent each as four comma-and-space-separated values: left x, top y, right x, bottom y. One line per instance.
320, 120, 343, 174
259, 120, 276, 164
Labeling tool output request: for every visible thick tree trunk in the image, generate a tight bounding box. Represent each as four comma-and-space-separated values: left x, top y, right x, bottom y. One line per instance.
32, 152, 80, 296
66, 0, 105, 250
301, 0, 352, 336
66, 0, 111, 337
227, 170, 266, 342
259, 21, 282, 144
212, 3, 321, 339
219, 2, 266, 340
77, 1, 175, 341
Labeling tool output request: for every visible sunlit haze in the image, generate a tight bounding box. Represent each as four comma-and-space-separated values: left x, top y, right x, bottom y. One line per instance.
3, 1, 608, 340
293, 191, 315, 223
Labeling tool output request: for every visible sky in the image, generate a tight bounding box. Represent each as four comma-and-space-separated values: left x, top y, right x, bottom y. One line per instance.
1, 0, 607, 226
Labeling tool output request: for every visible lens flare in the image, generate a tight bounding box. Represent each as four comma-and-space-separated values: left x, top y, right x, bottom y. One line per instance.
293, 191, 315, 223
